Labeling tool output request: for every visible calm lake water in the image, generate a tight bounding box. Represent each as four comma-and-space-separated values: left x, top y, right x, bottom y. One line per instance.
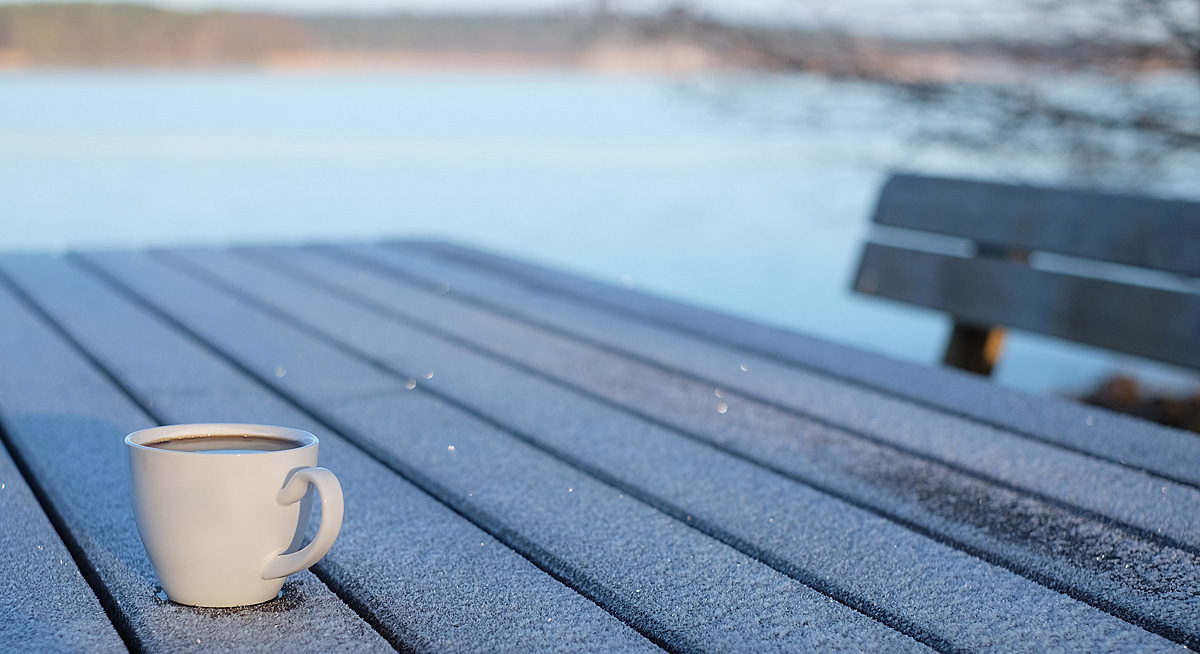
2, 70, 1197, 397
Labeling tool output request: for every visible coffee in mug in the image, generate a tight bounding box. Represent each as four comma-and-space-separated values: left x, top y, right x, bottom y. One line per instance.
126, 423, 343, 607
145, 435, 302, 454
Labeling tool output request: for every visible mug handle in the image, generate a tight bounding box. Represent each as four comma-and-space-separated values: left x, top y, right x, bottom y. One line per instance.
262, 467, 344, 580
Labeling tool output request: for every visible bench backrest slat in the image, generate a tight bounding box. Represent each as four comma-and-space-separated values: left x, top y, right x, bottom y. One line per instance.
875, 174, 1200, 277
855, 242, 1200, 370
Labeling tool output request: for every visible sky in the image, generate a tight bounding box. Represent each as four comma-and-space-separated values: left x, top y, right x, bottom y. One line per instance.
0, 0, 1014, 15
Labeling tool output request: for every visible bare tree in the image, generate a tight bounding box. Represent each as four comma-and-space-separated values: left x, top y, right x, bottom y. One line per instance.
628, 0, 1200, 186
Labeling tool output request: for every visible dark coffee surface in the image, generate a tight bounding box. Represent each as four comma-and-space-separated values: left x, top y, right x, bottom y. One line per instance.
146, 435, 301, 454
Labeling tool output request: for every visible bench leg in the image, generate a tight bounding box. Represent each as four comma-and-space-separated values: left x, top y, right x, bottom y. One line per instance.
943, 322, 1006, 376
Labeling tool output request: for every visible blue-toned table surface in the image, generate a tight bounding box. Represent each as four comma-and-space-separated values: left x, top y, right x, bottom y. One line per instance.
1, 241, 1197, 653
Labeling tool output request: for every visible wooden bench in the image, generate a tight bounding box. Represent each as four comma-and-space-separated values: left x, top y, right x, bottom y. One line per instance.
853, 172, 1200, 375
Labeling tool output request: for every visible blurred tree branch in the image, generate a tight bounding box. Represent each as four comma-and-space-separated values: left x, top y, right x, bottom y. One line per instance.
632, 0, 1200, 184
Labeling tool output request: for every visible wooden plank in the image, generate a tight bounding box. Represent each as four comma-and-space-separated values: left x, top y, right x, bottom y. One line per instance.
157, 245, 1194, 650
339, 244, 1200, 543
854, 242, 1200, 370
873, 173, 1200, 277
0, 258, 392, 654
0, 439, 125, 652
401, 239, 1200, 489
81, 250, 931, 653
313, 242, 1200, 646
11, 253, 660, 654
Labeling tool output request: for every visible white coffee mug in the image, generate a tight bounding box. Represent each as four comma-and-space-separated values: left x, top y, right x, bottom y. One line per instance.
126, 423, 343, 607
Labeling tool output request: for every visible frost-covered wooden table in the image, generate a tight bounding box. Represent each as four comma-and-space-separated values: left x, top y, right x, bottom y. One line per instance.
1, 241, 1198, 652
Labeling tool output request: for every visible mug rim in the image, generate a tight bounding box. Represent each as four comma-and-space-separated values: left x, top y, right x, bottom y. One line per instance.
126, 423, 318, 455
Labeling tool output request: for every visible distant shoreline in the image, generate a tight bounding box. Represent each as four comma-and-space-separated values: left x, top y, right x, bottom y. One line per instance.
3, 50, 1185, 84
0, 43, 719, 75
0, 3, 1189, 80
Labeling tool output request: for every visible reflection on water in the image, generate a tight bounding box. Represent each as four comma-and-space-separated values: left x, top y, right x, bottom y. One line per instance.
0, 70, 1196, 398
